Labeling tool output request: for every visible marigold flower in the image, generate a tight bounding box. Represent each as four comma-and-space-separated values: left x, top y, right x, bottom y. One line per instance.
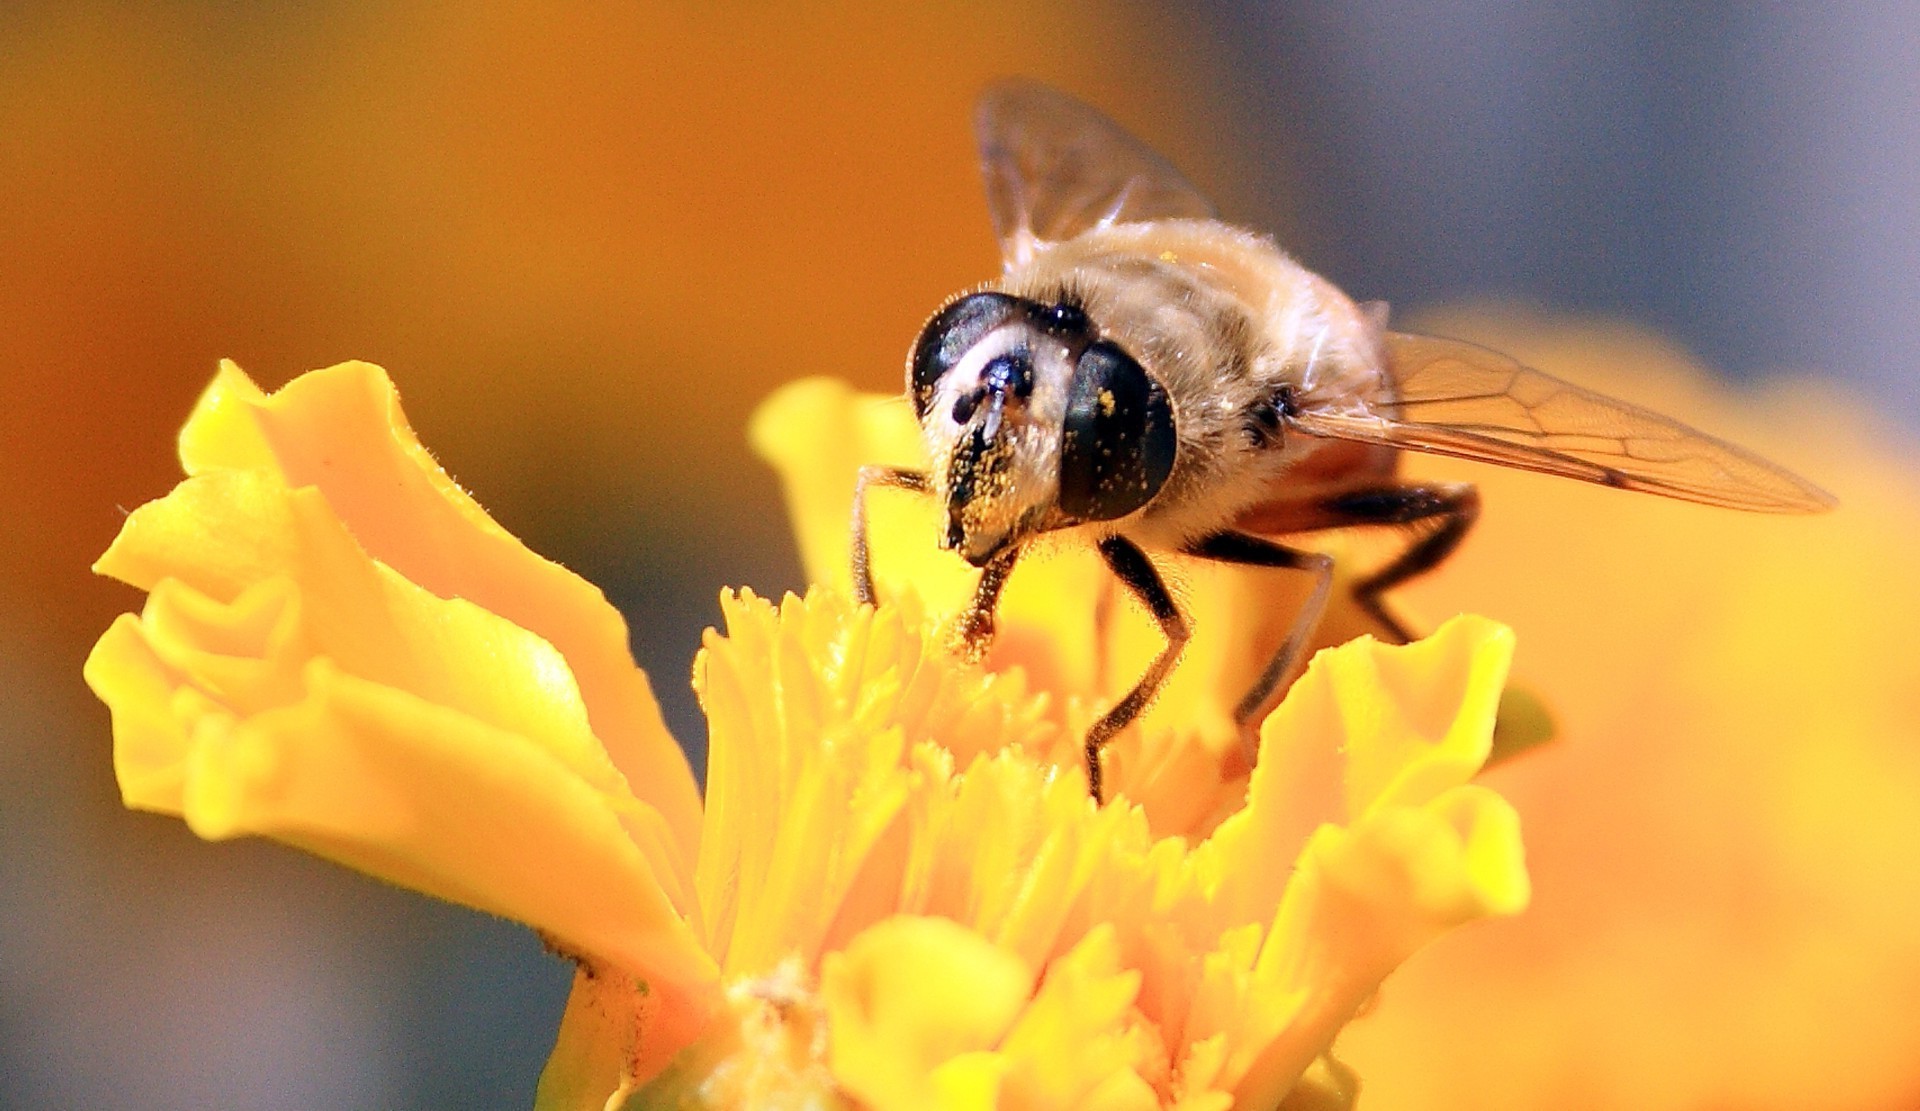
86, 359, 1529, 1109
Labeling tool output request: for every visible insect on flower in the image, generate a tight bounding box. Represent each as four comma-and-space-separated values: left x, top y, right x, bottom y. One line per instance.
852, 79, 1835, 802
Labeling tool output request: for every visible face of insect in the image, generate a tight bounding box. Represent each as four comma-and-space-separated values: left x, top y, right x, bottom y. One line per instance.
909, 291, 1179, 565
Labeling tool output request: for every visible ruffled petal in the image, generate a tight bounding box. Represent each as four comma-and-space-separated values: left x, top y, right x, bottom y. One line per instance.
824, 921, 1163, 1111
86, 362, 718, 1003
995, 925, 1157, 1111
85, 557, 714, 1005
820, 916, 1033, 1110
170, 360, 702, 866
1169, 617, 1528, 1102
1224, 786, 1525, 1107
1197, 615, 1518, 926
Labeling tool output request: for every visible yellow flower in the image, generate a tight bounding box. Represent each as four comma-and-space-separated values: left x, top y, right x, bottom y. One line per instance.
86, 359, 1529, 1109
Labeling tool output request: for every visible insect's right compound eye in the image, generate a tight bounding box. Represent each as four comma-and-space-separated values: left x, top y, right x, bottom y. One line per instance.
1058, 341, 1177, 522
909, 292, 1024, 419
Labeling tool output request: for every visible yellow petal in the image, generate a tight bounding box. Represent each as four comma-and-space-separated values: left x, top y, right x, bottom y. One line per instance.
693, 588, 1062, 976
101, 472, 641, 808
1227, 784, 1526, 1107
1227, 795, 1520, 1104
1330, 616, 1514, 817
1132, 617, 1529, 1101
821, 915, 1033, 1111
86, 584, 716, 999
995, 925, 1155, 1111
928, 1054, 1016, 1111
87, 380, 720, 999
177, 358, 275, 473
1198, 615, 1517, 926
164, 360, 703, 867
749, 378, 934, 598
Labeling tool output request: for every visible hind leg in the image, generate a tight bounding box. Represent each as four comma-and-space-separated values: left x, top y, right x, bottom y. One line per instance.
1329, 484, 1481, 643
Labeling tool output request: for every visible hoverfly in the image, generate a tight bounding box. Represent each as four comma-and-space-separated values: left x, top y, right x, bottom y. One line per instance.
852, 80, 1833, 802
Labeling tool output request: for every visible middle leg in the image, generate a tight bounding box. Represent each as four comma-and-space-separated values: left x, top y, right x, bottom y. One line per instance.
950, 544, 1020, 662
1086, 535, 1190, 803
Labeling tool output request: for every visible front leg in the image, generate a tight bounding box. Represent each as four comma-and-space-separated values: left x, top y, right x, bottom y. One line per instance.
850, 463, 1013, 662
1085, 535, 1190, 804
951, 544, 1019, 662
850, 465, 929, 606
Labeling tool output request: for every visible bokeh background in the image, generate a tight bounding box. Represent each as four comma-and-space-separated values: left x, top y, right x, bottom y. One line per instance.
4, 3, 1917, 1108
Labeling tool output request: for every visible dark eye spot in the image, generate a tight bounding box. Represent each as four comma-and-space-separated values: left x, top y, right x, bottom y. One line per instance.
952, 390, 980, 423
1038, 301, 1091, 337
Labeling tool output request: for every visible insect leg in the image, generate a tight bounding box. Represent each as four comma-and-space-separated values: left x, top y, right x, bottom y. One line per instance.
1086, 535, 1190, 803
1185, 531, 1334, 730
951, 544, 1020, 661
1325, 483, 1480, 643
851, 465, 930, 606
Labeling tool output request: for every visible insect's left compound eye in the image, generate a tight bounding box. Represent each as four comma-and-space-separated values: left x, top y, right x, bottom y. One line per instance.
909, 292, 1024, 419
1058, 341, 1177, 522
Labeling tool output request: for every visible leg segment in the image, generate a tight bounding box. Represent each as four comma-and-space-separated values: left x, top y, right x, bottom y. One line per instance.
1328, 483, 1480, 643
951, 544, 1019, 661
850, 465, 929, 606
1186, 531, 1335, 730
1086, 535, 1190, 803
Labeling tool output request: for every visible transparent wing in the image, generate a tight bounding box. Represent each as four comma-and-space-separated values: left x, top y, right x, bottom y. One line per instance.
1286, 332, 1835, 513
976, 79, 1215, 269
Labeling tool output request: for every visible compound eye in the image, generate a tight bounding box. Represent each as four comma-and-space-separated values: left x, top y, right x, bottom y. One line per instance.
909, 292, 1023, 419
1058, 341, 1177, 522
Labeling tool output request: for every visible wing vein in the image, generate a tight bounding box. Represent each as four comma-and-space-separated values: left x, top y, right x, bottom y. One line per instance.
1287, 332, 1835, 514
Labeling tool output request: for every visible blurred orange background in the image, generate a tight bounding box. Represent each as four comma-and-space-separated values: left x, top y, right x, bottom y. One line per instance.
5, 3, 1918, 1108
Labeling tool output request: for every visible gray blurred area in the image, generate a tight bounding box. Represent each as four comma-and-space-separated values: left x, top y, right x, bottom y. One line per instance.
1204, 3, 1920, 419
